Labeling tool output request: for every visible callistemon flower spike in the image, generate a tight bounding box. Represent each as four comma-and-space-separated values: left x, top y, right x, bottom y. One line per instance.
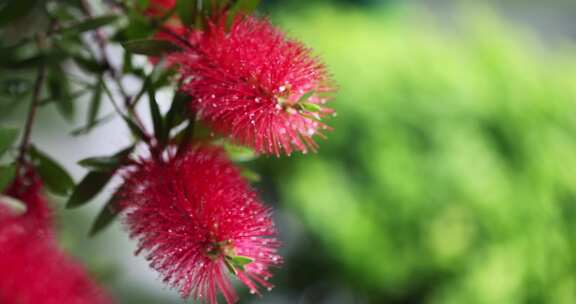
0, 168, 112, 304
119, 146, 282, 304
168, 14, 336, 156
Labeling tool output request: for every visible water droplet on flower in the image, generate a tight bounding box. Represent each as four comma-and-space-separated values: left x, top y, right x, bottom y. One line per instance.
278, 85, 286, 93
249, 289, 256, 294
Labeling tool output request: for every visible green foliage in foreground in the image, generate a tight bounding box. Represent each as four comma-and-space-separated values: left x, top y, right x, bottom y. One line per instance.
261, 7, 576, 303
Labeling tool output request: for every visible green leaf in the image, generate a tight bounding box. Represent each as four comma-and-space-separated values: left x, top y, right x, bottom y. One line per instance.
87, 79, 104, 127
230, 255, 254, 267
0, 78, 31, 97
240, 167, 261, 183
78, 157, 117, 171
176, 0, 198, 27
299, 102, 323, 113
78, 146, 134, 171
223, 257, 238, 275
224, 255, 254, 275
122, 51, 134, 74
73, 55, 107, 74
150, 66, 176, 90
122, 39, 181, 56
59, 15, 119, 35
164, 93, 189, 135
0, 0, 41, 28
120, 9, 155, 40
29, 146, 75, 196
0, 51, 68, 70
298, 91, 315, 103
89, 193, 120, 237
71, 112, 115, 136
47, 65, 74, 120
227, 0, 261, 27
0, 164, 16, 192
224, 143, 257, 162
231, 0, 261, 14
66, 170, 114, 209
39, 90, 88, 106
0, 128, 18, 156
147, 84, 164, 141
122, 115, 148, 141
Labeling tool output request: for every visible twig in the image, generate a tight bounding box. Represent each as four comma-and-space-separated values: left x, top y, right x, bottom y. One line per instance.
158, 27, 196, 49
79, 0, 149, 134
16, 35, 47, 170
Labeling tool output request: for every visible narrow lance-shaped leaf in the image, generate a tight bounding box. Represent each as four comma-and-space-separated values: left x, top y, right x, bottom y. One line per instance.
0, 128, 19, 156
58, 15, 119, 35
231, 0, 261, 13
224, 143, 257, 162
122, 39, 181, 56
87, 78, 104, 127
0, 0, 41, 28
70, 112, 115, 136
223, 255, 254, 275
72, 54, 107, 74
227, 0, 261, 26
230, 255, 253, 268
240, 167, 261, 183
176, 0, 198, 27
66, 170, 114, 209
122, 114, 148, 141
147, 83, 164, 142
47, 64, 74, 120
89, 192, 121, 237
224, 257, 238, 275
164, 92, 189, 137
29, 146, 75, 196
0, 164, 16, 192
0, 51, 68, 70
299, 102, 323, 113
78, 145, 134, 171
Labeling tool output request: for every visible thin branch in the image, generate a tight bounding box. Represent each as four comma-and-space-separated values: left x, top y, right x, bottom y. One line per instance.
101, 80, 152, 144
79, 0, 149, 134
100, 79, 124, 116
16, 35, 47, 170
158, 27, 196, 49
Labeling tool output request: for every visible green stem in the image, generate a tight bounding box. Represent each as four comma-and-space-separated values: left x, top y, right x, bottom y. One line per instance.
16, 35, 47, 171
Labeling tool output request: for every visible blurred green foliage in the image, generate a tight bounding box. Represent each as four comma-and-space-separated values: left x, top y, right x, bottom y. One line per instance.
258, 6, 576, 303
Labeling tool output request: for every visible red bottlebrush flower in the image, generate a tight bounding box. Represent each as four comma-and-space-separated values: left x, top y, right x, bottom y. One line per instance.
0, 170, 112, 304
168, 15, 335, 156
119, 146, 281, 304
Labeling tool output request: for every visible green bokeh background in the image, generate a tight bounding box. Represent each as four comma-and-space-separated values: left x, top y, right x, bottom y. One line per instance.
254, 2, 576, 303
